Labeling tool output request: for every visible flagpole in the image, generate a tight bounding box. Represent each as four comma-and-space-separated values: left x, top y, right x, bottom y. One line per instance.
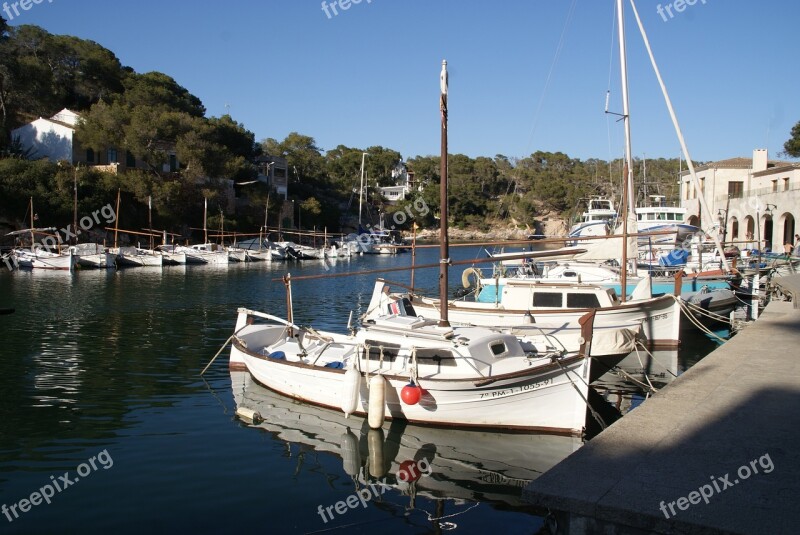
438, 59, 450, 327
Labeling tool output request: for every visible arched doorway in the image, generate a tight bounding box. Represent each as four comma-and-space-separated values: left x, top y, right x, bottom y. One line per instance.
763, 214, 774, 252
744, 216, 755, 248
781, 213, 796, 248
687, 215, 699, 228
730, 217, 739, 242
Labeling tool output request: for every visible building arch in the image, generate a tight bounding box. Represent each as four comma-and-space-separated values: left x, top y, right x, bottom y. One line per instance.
744, 216, 755, 248
687, 215, 700, 227
780, 213, 796, 249
762, 213, 774, 252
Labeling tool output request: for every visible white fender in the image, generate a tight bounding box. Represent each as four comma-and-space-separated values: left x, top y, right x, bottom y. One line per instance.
367, 374, 386, 429
340, 363, 360, 417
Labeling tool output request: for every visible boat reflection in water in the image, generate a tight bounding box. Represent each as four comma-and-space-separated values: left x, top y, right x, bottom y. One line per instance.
230, 371, 582, 512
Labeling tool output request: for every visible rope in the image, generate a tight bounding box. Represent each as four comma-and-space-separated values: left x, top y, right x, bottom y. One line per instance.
680, 297, 732, 323
555, 357, 606, 430
423, 502, 481, 524
676, 298, 728, 343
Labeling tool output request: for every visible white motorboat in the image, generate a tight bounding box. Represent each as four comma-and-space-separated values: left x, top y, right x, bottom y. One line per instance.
568, 197, 617, 245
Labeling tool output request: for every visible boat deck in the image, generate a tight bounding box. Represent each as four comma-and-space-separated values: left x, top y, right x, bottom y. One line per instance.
522, 274, 800, 534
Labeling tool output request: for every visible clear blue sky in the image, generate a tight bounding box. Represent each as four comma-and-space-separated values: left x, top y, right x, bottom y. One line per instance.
8, 0, 800, 163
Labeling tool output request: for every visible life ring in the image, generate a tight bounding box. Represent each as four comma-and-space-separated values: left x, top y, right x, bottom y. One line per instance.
461, 267, 483, 289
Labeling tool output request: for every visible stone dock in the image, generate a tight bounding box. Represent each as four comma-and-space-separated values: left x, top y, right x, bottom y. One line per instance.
524, 275, 800, 534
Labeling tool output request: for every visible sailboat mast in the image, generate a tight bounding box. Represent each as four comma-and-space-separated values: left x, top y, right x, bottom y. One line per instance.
203, 197, 208, 244
29, 197, 34, 251
148, 196, 154, 250
73, 166, 79, 245
358, 152, 367, 225
438, 59, 450, 328
114, 188, 120, 249
616, 0, 635, 211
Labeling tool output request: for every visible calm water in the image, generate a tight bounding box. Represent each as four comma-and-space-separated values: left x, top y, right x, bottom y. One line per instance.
0, 246, 718, 534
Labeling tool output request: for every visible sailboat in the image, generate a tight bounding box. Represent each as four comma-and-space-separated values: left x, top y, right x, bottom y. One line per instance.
377, 1, 719, 349
226, 62, 604, 435
174, 198, 229, 265
110, 191, 163, 267
9, 198, 77, 271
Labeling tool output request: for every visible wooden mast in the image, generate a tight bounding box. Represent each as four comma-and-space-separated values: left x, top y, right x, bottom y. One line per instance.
73, 166, 79, 245
113, 188, 120, 249
148, 196, 154, 251
29, 197, 34, 251
438, 59, 450, 327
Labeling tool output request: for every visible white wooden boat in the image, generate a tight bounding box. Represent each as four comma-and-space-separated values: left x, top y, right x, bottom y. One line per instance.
113, 247, 163, 267
230, 307, 596, 435
372, 277, 681, 349
75, 243, 116, 269
156, 245, 187, 265
182, 243, 229, 265
13, 247, 77, 271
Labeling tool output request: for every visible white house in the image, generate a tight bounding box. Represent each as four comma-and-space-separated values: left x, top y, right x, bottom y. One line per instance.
11, 108, 178, 174
680, 149, 800, 251
378, 161, 417, 204
11, 108, 80, 162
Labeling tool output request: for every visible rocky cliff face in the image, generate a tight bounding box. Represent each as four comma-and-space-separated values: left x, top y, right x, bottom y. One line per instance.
412, 214, 569, 242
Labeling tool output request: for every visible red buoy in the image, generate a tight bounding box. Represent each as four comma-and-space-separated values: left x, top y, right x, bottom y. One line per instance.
400, 382, 422, 405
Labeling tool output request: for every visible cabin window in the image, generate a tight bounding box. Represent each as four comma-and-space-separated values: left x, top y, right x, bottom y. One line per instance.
364, 341, 400, 362
675, 213, 683, 222
533, 292, 562, 307
566, 293, 601, 309
489, 341, 507, 356
416, 348, 456, 366
563, 271, 577, 277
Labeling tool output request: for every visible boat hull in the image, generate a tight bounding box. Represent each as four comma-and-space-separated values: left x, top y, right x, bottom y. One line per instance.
410, 294, 681, 349
235, 341, 591, 435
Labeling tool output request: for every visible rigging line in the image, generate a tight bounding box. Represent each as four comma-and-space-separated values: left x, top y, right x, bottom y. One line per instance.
525, 0, 579, 153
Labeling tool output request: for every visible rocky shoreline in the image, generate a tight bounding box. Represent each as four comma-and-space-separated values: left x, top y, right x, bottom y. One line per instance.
410, 218, 569, 243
